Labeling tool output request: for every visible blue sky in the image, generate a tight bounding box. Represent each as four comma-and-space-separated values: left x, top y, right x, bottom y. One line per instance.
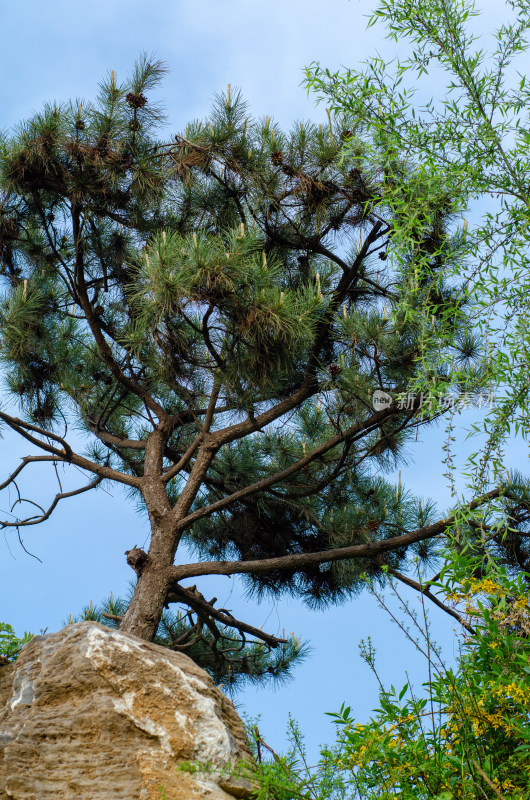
1, 0, 527, 756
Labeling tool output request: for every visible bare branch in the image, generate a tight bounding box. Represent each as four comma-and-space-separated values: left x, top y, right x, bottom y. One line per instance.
166, 583, 288, 648
101, 612, 123, 622
160, 382, 222, 485
0, 410, 142, 488
0, 476, 103, 529
211, 382, 314, 447
202, 380, 221, 435
383, 565, 475, 634
0, 410, 74, 457
162, 438, 204, 484
0, 455, 65, 491
85, 417, 147, 450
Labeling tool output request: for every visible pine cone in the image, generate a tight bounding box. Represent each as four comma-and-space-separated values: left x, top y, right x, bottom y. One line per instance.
367, 519, 380, 532
270, 150, 283, 165
126, 92, 148, 109
328, 362, 342, 379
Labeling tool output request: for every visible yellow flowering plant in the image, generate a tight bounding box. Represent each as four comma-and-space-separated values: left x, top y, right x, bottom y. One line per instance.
221, 552, 529, 799
326, 551, 530, 799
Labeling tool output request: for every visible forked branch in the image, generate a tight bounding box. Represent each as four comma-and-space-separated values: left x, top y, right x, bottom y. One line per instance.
0, 476, 103, 529
166, 583, 288, 648
381, 564, 475, 634
0, 409, 142, 488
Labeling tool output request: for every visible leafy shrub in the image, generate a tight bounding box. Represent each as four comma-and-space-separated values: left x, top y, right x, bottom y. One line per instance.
247, 552, 530, 798
330, 554, 530, 798
0, 622, 33, 664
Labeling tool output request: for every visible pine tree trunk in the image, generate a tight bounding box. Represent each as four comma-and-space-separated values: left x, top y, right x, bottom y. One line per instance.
120, 565, 169, 641
119, 439, 215, 641
120, 516, 176, 641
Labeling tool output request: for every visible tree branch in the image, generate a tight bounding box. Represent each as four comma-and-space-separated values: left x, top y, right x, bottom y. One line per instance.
211, 382, 314, 447
71, 203, 167, 421
166, 583, 288, 648
162, 438, 204, 484
85, 417, 147, 450
169, 488, 501, 582
175, 403, 400, 530
0, 410, 141, 488
0, 476, 103, 529
0, 455, 66, 491
383, 565, 475, 634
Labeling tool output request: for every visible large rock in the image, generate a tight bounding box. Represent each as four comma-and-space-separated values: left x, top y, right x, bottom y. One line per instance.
0, 622, 254, 799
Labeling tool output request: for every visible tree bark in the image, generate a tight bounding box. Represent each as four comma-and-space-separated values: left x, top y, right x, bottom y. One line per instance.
119, 559, 170, 641
120, 501, 176, 641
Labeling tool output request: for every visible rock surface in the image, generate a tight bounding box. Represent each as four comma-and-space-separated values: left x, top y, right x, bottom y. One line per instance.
0, 622, 254, 799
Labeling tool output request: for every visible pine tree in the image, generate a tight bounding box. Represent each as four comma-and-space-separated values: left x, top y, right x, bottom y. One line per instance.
0, 57, 524, 672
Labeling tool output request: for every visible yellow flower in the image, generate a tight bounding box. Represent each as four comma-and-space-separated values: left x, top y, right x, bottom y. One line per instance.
472, 577, 506, 596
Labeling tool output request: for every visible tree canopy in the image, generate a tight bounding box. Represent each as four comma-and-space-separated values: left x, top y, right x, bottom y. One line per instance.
1, 55, 528, 679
